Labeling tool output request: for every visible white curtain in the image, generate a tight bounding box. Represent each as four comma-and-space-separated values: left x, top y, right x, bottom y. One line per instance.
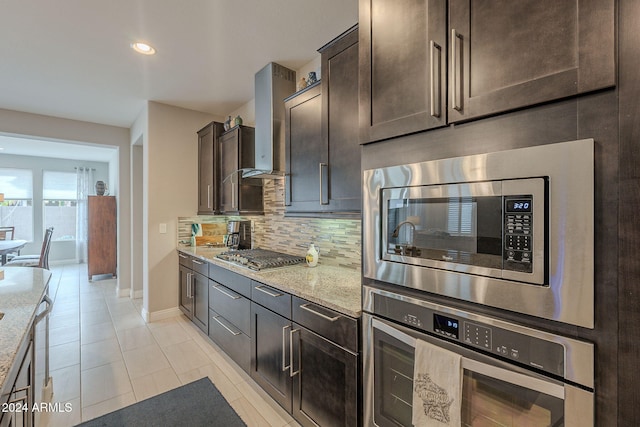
76, 167, 94, 263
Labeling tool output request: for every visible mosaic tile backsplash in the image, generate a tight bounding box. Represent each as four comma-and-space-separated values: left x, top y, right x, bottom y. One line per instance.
178, 179, 361, 270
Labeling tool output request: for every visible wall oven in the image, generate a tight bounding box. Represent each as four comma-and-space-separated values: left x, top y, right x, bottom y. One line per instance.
363, 139, 595, 328
363, 286, 594, 427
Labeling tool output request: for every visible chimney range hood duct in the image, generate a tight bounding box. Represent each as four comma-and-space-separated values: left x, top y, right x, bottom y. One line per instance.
242, 62, 296, 179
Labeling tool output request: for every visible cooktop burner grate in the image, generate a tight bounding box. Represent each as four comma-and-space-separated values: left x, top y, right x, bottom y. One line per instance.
216, 248, 305, 271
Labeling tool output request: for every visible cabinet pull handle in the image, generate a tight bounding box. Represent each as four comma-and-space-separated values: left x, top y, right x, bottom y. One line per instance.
254, 285, 283, 298
207, 184, 211, 208
300, 303, 340, 322
186, 273, 192, 298
178, 253, 188, 259
451, 29, 463, 111
289, 328, 301, 377
231, 182, 236, 209
34, 294, 53, 325
430, 41, 442, 118
192, 259, 205, 265
319, 163, 328, 205
282, 325, 291, 371
212, 315, 241, 336
213, 285, 241, 300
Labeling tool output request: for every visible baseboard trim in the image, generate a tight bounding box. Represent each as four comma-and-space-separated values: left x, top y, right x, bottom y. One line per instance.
116, 287, 129, 297
146, 307, 182, 323
130, 289, 143, 299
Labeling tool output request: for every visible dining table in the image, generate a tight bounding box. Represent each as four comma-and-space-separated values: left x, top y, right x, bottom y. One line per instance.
0, 239, 27, 265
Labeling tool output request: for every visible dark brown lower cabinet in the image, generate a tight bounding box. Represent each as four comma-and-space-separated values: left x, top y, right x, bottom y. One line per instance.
250, 302, 292, 413
178, 263, 193, 318
192, 272, 208, 333
177, 257, 208, 334
0, 339, 33, 427
251, 296, 359, 427
291, 324, 358, 427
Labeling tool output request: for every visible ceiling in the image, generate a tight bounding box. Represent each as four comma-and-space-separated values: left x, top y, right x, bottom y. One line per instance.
0, 0, 359, 129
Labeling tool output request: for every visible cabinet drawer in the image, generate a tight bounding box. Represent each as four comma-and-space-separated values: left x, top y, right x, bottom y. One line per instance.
251, 281, 291, 318
209, 264, 252, 298
292, 296, 358, 353
208, 309, 251, 373
189, 257, 209, 276
178, 252, 191, 267
209, 281, 250, 336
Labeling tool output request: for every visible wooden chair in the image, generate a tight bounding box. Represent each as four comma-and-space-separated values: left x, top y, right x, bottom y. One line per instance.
0, 226, 15, 240
5, 227, 54, 270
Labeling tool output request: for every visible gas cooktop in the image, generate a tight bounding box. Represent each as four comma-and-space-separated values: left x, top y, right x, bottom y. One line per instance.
216, 248, 305, 271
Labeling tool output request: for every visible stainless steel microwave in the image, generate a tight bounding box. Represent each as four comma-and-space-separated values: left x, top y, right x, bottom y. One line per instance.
363, 139, 595, 328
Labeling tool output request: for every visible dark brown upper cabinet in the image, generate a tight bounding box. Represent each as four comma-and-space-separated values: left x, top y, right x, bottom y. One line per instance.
285, 26, 360, 218
320, 25, 361, 215
359, 0, 447, 144
197, 121, 224, 214
359, 0, 615, 143
448, 0, 615, 123
284, 82, 324, 214
219, 125, 263, 215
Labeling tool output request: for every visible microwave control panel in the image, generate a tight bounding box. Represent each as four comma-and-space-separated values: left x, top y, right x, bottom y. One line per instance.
503, 196, 534, 273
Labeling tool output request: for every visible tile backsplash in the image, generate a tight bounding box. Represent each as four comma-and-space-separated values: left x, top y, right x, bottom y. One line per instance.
178, 179, 361, 270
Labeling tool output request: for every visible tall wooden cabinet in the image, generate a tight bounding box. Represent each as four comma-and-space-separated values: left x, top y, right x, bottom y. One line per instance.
197, 121, 224, 214
88, 196, 117, 280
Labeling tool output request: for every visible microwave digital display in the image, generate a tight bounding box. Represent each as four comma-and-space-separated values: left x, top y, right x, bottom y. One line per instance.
506, 199, 533, 213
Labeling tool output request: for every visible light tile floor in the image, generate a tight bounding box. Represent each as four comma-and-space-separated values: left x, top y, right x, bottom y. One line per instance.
40, 263, 300, 427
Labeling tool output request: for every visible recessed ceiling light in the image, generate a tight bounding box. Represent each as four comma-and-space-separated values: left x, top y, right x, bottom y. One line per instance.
131, 42, 156, 55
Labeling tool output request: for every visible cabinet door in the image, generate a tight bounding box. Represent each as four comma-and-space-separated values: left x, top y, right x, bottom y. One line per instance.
1, 341, 33, 427
88, 196, 117, 279
178, 264, 193, 318
250, 302, 292, 412
322, 26, 361, 214
192, 272, 208, 333
219, 129, 239, 213
197, 123, 217, 214
285, 83, 324, 214
291, 325, 358, 427
449, 0, 615, 122
359, 0, 447, 144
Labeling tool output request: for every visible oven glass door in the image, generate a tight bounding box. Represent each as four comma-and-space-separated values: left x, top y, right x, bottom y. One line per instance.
371, 319, 566, 427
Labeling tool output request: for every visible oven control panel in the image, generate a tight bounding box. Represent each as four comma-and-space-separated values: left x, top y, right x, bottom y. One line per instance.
374, 292, 565, 377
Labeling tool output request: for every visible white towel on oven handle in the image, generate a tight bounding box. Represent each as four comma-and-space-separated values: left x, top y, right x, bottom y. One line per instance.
412, 338, 462, 427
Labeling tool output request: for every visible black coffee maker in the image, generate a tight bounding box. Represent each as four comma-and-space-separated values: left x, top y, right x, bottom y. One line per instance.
226, 220, 252, 250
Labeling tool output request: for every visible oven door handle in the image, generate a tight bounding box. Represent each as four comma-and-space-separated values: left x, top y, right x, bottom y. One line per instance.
371, 317, 565, 399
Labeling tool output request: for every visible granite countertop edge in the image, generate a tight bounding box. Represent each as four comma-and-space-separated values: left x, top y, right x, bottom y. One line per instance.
0, 268, 52, 397
178, 247, 362, 318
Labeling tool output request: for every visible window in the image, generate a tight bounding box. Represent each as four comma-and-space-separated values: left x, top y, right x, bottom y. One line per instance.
43, 171, 77, 241
0, 168, 34, 241
447, 197, 475, 236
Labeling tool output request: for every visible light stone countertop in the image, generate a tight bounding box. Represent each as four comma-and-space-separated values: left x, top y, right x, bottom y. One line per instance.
0, 267, 52, 396
178, 246, 362, 318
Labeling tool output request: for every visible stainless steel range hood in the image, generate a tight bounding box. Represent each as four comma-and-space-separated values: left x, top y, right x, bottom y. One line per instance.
243, 62, 296, 179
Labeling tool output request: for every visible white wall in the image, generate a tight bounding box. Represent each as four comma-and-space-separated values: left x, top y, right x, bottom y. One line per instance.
143, 102, 218, 317
0, 108, 132, 295
0, 153, 109, 261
